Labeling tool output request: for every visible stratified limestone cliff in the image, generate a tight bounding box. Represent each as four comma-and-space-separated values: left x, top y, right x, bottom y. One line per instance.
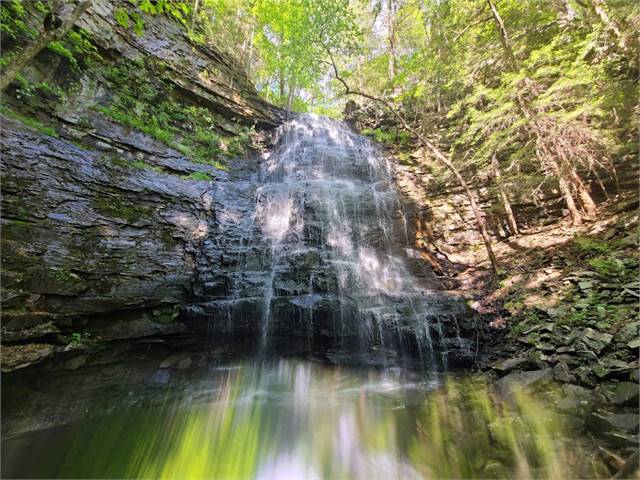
0, 0, 283, 370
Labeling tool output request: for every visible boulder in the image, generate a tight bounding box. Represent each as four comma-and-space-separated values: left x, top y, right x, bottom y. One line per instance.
496, 368, 553, 395
611, 382, 640, 406
556, 384, 597, 412
1, 344, 56, 372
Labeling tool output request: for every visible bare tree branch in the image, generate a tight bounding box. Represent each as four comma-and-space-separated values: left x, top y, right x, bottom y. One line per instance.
452, 16, 493, 43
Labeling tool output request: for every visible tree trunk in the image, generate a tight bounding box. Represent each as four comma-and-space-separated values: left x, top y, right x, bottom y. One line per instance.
278, 69, 285, 102
245, 25, 255, 73
286, 85, 295, 113
0, 1, 91, 93
426, 147, 500, 272
386, 0, 397, 81
191, 0, 200, 26
486, 0, 518, 71
357, 95, 499, 271
492, 155, 519, 235
554, 0, 576, 21
570, 169, 598, 216
590, 0, 636, 68
589, 0, 623, 42
558, 175, 583, 225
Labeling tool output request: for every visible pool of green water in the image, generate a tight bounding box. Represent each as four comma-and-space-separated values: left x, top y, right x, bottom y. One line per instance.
1, 357, 605, 478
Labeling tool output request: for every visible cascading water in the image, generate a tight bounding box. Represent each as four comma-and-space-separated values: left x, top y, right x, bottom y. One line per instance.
187, 114, 474, 368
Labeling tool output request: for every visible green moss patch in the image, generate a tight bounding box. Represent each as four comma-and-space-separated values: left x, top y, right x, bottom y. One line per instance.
94, 196, 152, 222
0, 105, 58, 137
95, 58, 252, 168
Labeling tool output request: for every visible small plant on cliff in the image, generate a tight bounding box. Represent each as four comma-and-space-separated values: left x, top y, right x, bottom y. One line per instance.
0, 105, 58, 137
113, 1, 191, 35
96, 58, 251, 169
184, 171, 212, 181
68, 332, 91, 347
0, 0, 35, 40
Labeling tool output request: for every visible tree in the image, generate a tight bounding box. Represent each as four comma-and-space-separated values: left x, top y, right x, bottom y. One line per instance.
486, 0, 598, 225
0, 0, 92, 92
251, 0, 359, 111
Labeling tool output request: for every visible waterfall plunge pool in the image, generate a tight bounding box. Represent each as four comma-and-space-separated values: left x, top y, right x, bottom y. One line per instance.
2, 345, 606, 479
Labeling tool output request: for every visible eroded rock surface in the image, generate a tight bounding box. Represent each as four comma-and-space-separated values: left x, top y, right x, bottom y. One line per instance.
1, 0, 282, 370
1, 119, 213, 348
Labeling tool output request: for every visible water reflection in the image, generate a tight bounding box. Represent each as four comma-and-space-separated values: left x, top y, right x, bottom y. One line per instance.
2, 360, 605, 479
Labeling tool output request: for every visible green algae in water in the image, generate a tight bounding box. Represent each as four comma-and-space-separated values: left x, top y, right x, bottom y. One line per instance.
1, 360, 607, 479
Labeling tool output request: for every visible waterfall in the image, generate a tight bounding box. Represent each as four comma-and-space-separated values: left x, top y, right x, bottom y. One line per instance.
187, 115, 473, 368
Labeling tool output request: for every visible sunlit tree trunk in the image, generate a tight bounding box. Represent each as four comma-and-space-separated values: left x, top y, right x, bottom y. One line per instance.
558, 176, 583, 225
278, 69, 285, 103
492, 155, 519, 235
590, 0, 636, 68
0, 0, 91, 92
191, 0, 200, 26
486, 0, 517, 71
553, 0, 576, 21
245, 25, 255, 74
571, 169, 598, 216
537, 152, 582, 224
286, 85, 295, 113
589, 0, 624, 44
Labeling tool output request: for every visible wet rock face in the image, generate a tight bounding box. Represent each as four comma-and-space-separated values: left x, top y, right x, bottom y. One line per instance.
1, 119, 214, 341
183, 116, 476, 367
1, 3, 473, 370
0, 0, 283, 369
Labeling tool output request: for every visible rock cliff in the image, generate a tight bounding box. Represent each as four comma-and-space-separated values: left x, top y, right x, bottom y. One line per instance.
1, 0, 283, 370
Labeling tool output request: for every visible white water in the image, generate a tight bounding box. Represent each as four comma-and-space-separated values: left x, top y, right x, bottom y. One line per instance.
254, 115, 470, 365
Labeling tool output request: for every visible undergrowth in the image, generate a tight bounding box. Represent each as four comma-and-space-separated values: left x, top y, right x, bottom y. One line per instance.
96, 58, 250, 169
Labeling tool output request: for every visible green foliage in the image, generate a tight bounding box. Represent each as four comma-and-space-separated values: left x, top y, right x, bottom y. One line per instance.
68, 332, 91, 347
183, 171, 212, 181
0, 105, 58, 137
0, 0, 36, 40
47, 40, 77, 67
130, 160, 164, 172
12, 76, 65, 102
114, 7, 145, 35
52, 267, 76, 282
114, 0, 192, 35
96, 58, 251, 168
251, 0, 360, 109
361, 127, 412, 146
47, 28, 101, 71
319, 0, 637, 211
94, 196, 147, 222
588, 257, 627, 277
573, 235, 613, 256
115, 7, 130, 28
134, 0, 190, 25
